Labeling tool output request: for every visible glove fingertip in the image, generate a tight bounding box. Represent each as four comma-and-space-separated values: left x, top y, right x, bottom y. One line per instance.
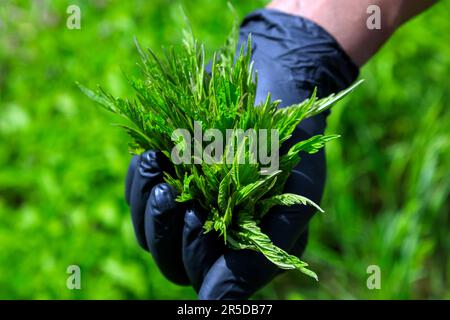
139, 150, 164, 179
148, 183, 178, 215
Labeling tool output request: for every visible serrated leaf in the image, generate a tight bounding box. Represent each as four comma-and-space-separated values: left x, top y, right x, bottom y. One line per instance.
218, 171, 231, 212
257, 193, 324, 218
232, 215, 318, 280
235, 170, 281, 205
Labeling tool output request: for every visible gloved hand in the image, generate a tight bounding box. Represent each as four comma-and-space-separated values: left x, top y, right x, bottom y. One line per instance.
125, 9, 358, 299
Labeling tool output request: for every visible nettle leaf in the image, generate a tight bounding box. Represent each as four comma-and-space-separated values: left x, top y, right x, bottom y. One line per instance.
306, 80, 364, 118
128, 141, 146, 155
230, 138, 245, 188
222, 194, 237, 241
201, 164, 221, 194
77, 84, 117, 113
218, 171, 231, 212
257, 193, 324, 218
231, 215, 318, 280
176, 174, 194, 202
163, 172, 183, 193
289, 134, 340, 156
114, 124, 153, 149
276, 89, 317, 143
203, 207, 220, 234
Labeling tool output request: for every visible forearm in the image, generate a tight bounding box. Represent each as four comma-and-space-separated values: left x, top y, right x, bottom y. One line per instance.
267, 0, 437, 66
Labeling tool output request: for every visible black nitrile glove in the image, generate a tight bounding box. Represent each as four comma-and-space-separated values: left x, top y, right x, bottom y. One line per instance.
125, 150, 190, 285
125, 9, 359, 299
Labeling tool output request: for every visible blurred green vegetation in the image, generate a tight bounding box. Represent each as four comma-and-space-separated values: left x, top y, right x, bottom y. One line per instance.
0, 0, 448, 299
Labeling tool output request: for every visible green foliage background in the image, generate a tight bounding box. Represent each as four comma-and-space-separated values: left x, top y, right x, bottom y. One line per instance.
0, 0, 448, 299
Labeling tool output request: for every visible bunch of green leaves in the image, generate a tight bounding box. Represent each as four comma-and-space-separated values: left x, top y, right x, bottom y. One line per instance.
80, 23, 361, 280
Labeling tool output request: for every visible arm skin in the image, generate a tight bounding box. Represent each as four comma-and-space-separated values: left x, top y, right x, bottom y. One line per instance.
267, 0, 437, 66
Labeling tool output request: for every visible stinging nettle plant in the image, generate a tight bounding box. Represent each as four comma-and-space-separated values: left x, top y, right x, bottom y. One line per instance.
79, 20, 362, 280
